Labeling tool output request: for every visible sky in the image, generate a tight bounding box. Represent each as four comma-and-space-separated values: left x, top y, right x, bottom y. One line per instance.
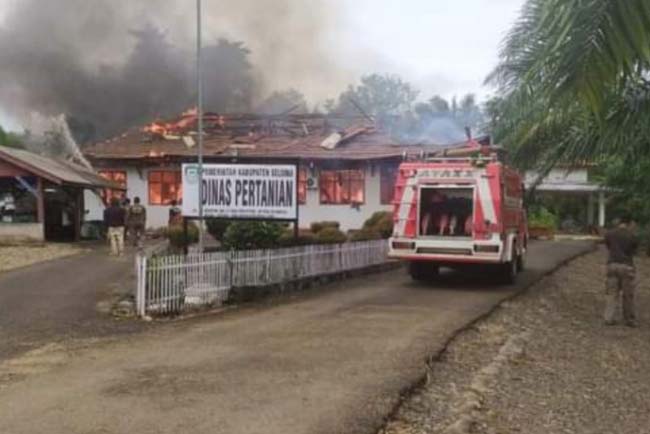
0, 0, 523, 131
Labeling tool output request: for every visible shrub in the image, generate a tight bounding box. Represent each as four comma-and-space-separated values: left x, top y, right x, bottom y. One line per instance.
528, 206, 559, 229
277, 231, 317, 247
349, 228, 382, 241
310, 221, 340, 234
362, 211, 393, 238
222, 221, 284, 250
315, 226, 347, 244
205, 219, 231, 240
166, 223, 199, 249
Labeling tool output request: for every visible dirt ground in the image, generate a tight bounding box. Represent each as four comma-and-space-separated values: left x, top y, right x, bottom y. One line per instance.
381, 247, 650, 434
0, 244, 82, 273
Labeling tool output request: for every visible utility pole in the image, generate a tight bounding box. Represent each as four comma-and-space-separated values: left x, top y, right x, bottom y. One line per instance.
196, 0, 205, 251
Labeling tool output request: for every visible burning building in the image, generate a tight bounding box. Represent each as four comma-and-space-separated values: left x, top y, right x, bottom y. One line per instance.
83, 111, 460, 230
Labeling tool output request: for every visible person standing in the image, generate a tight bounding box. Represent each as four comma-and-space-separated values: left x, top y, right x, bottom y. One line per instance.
604, 216, 639, 327
127, 196, 146, 248
168, 199, 182, 227
104, 197, 126, 256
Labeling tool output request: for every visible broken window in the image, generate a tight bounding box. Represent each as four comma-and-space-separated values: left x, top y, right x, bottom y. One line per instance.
319, 169, 365, 204
98, 170, 126, 206
148, 170, 182, 205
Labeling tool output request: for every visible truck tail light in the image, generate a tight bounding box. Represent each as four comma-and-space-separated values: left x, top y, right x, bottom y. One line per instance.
474, 245, 500, 253
392, 241, 415, 250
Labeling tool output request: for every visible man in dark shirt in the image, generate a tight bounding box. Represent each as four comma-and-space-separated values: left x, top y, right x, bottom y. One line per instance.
604, 217, 639, 326
104, 197, 126, 256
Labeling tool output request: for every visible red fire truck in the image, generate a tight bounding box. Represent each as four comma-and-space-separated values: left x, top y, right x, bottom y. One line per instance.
388, 140, 528, 283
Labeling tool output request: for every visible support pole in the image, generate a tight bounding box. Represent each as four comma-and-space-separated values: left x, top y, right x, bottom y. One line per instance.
587, 193, 595, 226
598, 191, 606, 227
196, 0, 205, 252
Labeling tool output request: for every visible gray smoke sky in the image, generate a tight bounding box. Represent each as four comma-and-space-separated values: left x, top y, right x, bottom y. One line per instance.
0, 0, 523, 133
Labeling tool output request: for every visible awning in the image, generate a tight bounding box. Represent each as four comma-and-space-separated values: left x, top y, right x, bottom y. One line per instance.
0, 146, 124, 190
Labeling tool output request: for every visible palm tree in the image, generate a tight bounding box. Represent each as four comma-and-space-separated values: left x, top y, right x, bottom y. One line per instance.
487, 0, 650, 170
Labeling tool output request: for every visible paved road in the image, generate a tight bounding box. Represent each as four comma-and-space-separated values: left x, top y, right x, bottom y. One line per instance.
0, 245, 146, 360
0, 241, 593, 434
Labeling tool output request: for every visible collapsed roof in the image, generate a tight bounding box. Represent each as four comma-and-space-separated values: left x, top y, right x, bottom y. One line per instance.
84, 110, 476, 162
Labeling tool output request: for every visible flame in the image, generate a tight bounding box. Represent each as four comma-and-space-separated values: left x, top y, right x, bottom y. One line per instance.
142, 108, 225, 137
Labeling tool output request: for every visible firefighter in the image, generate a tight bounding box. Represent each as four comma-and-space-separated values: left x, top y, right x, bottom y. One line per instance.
127, 196, 146, 248
604, 216, 639, 327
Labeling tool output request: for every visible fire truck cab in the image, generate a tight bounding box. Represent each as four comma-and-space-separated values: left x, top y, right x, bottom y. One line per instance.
388, 142, 527, 284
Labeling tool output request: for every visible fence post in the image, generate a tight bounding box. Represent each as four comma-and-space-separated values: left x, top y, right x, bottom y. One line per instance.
136, 255, 147, 317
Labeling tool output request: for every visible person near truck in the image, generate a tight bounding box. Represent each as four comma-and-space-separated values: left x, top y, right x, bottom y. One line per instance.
604, 216, 639, 327
104, 197, 126, 256
127, 196, 146, 248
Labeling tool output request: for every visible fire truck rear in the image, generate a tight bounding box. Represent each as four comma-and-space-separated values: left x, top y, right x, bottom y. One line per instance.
388, 142, 527, 283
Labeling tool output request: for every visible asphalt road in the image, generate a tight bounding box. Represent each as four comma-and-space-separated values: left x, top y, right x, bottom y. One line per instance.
0, 240, 593, 434
0, 245, 146, 360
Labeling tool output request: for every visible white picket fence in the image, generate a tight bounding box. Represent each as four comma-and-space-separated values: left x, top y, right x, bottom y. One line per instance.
135, 240, 389, 316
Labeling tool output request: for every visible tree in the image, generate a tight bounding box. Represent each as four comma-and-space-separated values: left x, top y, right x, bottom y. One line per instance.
0, 125, 24, 149
487, 0, 650, 172
329, 73, 419, 124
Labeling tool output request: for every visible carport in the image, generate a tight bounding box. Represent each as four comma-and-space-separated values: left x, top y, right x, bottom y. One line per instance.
0, 146, 122, 243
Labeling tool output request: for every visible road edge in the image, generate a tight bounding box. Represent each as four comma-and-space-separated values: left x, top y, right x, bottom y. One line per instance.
376, 241, 598, 433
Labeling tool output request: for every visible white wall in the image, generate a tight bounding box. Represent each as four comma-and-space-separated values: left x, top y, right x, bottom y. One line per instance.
85, 163, 394, 231
525, 168, 589, 185
300, 164, 392, 231
84, 167, 172, 228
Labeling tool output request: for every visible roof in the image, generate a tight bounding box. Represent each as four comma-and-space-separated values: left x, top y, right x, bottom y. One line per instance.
0, 146, 123, 189
84, 112, 471, 163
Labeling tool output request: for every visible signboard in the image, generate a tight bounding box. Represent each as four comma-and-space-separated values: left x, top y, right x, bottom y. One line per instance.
182, 163, 298, 220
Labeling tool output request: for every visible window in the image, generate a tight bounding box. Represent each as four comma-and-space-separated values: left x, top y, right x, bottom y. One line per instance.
319, 169, 365, 204
298, 168, 307, 204
380, 165, 398, 205
99, 170, 127, 206
148, 170, 182, 205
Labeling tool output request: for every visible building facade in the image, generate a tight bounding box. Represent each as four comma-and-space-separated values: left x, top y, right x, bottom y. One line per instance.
82, 114, 429, 231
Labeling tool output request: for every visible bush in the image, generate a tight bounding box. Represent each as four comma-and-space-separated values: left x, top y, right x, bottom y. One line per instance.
206, 219, 231, 240
362, 211, 393, 238
315, 226, 347, 244
310, 221, 340, 234
528, 206, 559, 229
166, 223, 199, 249
349, 228, 382, 241
222, 221, 284, 250
277, 231, 317, 247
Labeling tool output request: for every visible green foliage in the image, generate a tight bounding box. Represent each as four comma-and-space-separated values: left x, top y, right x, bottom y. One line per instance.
487, 0, 650, 172
310, 221, 340, 234
598, 157, 650, 225
205, 219, 231, 240
314, 227, 347, 245
277, 231, 317, 247
362, 211, 393, 238
222, 221, 284, 250
349, 228, 382, 242
528, 206, 559, 230
0, 125, 24, 149
329, 73, 418, 123
165, 223, 199, 249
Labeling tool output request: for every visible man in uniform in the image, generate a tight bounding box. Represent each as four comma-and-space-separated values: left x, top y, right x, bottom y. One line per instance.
604, 216, 639, 327
127, 196, 146, 248
103, 197, 126, 256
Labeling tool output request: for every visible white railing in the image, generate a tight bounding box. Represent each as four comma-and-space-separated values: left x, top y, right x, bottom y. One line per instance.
136, 240, 389, 316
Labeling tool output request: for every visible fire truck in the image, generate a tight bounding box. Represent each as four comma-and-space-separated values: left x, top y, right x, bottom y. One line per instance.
388, 140, 527, 284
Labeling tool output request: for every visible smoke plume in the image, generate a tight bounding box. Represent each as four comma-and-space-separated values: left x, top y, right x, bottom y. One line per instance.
0, 0, 346, 142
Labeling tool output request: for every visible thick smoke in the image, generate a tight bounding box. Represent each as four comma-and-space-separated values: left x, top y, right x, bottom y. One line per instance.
0, 0, 343, 142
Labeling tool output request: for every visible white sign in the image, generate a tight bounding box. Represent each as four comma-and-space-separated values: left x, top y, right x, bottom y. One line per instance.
182, 163, 298, 220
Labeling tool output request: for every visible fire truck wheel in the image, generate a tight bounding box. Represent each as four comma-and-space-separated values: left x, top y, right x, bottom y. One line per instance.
408, 262, 439, 281
500, 252, 518, 284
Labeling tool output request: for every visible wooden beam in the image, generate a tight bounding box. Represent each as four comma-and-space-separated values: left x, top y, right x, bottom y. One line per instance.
36, 177, 45, 224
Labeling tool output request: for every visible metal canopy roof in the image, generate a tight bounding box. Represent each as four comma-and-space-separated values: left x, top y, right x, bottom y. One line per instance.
0, 146, 123, 189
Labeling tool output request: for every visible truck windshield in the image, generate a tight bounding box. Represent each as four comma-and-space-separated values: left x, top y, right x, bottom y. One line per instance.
419, 187, 473, 237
